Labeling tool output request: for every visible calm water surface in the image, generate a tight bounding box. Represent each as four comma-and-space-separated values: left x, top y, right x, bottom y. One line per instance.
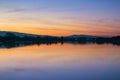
0, 44, 120, 80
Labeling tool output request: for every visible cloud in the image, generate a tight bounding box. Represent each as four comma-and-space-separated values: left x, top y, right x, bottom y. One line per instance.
6, 8, 27, 13
0, 4, 48, 13
26, 26, 120, 35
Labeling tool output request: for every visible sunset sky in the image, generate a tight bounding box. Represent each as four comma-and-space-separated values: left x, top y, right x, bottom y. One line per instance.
0, 0, 120, 36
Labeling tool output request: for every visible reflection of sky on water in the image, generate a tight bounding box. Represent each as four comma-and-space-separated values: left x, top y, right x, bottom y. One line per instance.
0, 44, 120, 80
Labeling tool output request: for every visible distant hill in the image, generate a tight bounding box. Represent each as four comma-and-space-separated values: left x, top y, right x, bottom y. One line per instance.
0, 31, 52, 38
0, 31, 103, 40
66, 35, 98, 38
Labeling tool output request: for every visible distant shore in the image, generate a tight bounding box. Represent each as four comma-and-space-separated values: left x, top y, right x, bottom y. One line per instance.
0, 31, 120, 48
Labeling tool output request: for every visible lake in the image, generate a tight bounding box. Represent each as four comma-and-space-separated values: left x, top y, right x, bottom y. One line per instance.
0, 43, 120, 80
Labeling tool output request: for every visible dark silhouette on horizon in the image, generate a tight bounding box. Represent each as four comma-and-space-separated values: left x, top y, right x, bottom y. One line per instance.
0, 31, 120, 48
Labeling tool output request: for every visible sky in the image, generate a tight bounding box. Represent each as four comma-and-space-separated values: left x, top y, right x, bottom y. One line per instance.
0, 0, 120, 36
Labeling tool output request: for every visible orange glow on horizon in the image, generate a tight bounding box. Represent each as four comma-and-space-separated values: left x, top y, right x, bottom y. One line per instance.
0, 16, 119, 36
0, 27, 119, 36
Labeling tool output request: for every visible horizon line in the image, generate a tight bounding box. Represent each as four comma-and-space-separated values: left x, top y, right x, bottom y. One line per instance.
0, 30, 119, 37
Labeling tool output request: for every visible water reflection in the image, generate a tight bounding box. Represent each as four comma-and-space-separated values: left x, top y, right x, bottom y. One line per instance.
0, 41, 120, 49
0, 44, 120, 80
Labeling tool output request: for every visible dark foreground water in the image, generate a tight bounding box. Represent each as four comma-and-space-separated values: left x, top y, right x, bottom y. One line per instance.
0, 43, 120, 80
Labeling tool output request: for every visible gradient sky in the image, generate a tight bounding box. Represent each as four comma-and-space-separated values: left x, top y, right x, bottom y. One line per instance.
0, 0, 120, 36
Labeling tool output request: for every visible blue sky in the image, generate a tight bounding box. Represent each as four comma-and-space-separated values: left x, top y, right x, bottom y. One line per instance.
0, 0, 120, 36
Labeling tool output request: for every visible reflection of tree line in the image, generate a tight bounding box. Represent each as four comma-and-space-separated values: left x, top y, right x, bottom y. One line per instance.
0, 36, 120, 48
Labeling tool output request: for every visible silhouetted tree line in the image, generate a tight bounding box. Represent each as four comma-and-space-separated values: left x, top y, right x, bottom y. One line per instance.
94, 36, 120, 45
0, 32, 120, 47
